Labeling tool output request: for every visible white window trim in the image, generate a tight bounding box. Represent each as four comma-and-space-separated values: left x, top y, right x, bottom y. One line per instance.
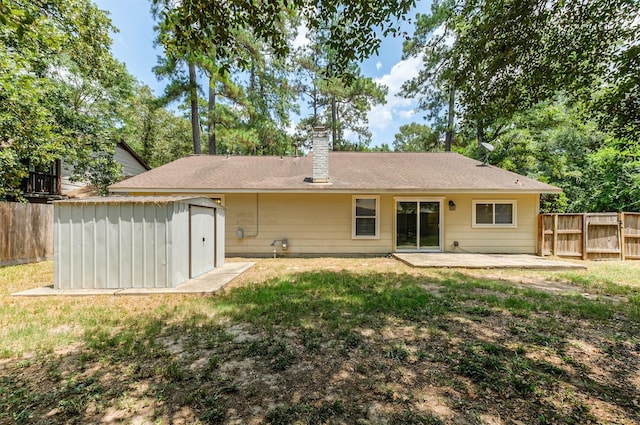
352, 195, 380, 239
472, 200, 517, 228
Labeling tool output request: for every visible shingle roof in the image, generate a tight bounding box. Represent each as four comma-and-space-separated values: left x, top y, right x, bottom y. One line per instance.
109, 152, 561, 194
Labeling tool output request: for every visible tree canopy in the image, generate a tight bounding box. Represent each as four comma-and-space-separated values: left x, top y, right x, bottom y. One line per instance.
152, 0, 415, 78
402, 0, 637, 149
0, 0, 136, 197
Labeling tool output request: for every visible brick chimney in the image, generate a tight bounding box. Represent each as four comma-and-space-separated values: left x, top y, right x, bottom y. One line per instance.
312, 126, 329, 183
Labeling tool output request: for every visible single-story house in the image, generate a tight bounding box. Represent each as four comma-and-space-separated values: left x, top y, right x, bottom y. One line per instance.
109, 129, 560, 256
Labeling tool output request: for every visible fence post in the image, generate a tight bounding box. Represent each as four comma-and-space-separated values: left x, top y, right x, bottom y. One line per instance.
620, 212, 625, 261
538, 214, 544, 256
552, 214, 558, 256
582, 213, 588, 260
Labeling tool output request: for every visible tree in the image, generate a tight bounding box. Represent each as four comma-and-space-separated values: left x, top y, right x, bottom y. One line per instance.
591, 44, 640, 144
481, 99, 640, 213
145, 110, 194, 167
401, 0, 458, 151
240, 29, 298, 155
151, 0, 415, 79
151, 14, 204, 155
116, 83, 195, 168
402, 0, 638, 156
153, 4, 300, 157
393, 123, 440, 152
324, 72, 387, 151
294, 26, 387, 150
0, 0, 136, 198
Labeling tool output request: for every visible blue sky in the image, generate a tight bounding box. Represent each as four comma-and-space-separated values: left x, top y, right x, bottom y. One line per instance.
94, 0, 427, 148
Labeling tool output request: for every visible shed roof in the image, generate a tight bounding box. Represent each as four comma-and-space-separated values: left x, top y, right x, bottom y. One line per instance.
109, 152, 561, 194
54, 195, 220, 207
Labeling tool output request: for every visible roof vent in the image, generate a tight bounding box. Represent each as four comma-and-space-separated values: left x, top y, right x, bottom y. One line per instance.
312, 126, 330, 183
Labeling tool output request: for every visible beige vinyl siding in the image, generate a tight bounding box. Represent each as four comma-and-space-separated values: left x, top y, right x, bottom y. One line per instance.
442, 193, 540, 254
225, 193, 394, 256
126, 191, 541, 255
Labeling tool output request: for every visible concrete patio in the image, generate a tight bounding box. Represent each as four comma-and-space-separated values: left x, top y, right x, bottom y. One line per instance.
12, 261, 255, 297
393, 253, 585, 270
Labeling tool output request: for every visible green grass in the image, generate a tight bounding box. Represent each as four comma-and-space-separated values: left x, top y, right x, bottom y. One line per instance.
1, 259, 640, 424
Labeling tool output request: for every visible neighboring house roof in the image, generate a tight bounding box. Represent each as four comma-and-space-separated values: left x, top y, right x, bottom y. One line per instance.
109, 152, 561, 194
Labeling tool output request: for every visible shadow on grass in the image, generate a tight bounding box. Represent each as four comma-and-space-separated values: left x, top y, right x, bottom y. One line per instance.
1, 270, 639, 424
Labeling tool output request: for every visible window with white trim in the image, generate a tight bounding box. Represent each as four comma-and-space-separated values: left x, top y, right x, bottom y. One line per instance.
353, 195, 379, 238
472, 200, 516, 227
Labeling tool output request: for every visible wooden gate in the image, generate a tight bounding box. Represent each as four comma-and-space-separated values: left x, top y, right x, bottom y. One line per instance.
0, 202, 54, 266
622, 213, 640, 259
539, 212, 640, 260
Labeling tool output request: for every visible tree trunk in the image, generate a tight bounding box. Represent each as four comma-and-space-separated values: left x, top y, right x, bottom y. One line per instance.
445, 85, 455, 152
331, 95, 337, 150
208, 77, 216, 155
141, 108, 154, 163
477, 118, 484, 159
188, 62, 201, 155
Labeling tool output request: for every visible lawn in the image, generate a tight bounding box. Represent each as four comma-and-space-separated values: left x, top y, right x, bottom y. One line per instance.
1, 258, 639, 424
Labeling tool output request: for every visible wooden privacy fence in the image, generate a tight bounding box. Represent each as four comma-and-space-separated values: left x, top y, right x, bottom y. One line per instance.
539, 212, 640, 260
0, 202, 54, 266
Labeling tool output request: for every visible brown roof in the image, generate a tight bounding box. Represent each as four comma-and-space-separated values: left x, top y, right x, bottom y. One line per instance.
109, 152, 561, 194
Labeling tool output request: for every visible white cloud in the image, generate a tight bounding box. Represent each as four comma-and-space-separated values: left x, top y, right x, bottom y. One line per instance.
368, 55, 422, 131
398, 109, 417, 120
285, 120, 297, 136
376, 61, 382, 70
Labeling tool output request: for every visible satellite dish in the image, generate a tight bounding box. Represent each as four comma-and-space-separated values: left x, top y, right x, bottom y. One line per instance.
477, 142, 495, 167
481, 142, 495, 152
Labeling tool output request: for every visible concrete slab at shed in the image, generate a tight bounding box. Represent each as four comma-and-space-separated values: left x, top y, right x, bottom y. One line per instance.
12, 262, 254, 296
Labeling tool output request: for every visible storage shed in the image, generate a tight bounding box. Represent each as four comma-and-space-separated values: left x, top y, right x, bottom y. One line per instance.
54, 196, 224, 290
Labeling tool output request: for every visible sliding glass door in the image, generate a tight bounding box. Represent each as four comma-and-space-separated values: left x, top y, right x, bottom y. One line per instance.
396, 199, 442, 251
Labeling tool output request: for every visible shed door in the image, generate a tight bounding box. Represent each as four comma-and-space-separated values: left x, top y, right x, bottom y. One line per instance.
190, 206, 216, 277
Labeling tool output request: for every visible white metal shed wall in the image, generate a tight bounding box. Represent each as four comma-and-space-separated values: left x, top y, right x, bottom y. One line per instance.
54, 197, 222, 290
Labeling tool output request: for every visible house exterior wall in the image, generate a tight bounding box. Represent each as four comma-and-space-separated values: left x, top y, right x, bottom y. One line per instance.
227, 192, 540, 255
60, 162, 84, 194
114, 144, 149, 177
441, 193, 540, 254
216, 207, 226, 266
127, 191, 540, 256
226, 193, 394, 256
